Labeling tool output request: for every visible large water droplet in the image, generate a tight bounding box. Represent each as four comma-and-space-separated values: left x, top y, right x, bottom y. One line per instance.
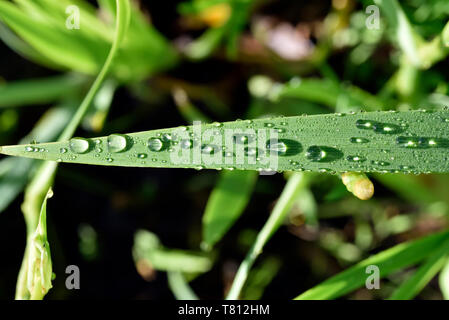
355, 120, 373, 129
148, 138, 163, 152
266, 139, 287, 155
69, 138, 90, 154
306, 146, 326, 162
107, 134, 128, 153
306, 146, 343, 162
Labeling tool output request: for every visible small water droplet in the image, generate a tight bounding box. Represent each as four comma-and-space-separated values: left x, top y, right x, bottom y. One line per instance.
60, 148, 68, 154
137, 153, 147, 159
346, 155, 366, 162
201, 145, 217, 155
180, 139, 194, 149
106, 158, 113, 163
350, 137, 369, 144
25, 146, 34, 152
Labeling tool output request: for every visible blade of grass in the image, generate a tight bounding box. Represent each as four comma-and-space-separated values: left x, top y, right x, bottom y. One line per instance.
388, 237, 449, 300
439, 257, 449, 300
226, 172, 310, 299
202, 170, 258, 249
14, 0, 130, 300
0, 75, 84, 108
2, 110, 449, 174
294, 229, 449, 300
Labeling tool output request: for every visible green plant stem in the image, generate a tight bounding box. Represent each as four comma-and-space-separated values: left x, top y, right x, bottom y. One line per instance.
225, 172, 309, 300
14, 0, 130, 300
167, 271, 199, 300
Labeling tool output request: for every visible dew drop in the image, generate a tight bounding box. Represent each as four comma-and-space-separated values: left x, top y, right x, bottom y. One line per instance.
137, 153, 147, 159
346, 155, 366, 162
69, 138, 90, 154
60, 148, 68, 154
355, 119, 373, 129
350, 137, 369, 144
107, 134, 128, 153
305, 146, 327, 162
201, 144, 218, 155
148, 138, 163, 152
266, 139, 287, 155
25, 146, 34, 152
180, 139, 194, 149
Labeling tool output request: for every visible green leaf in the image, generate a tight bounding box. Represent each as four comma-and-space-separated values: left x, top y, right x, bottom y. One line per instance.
294, 229, 449, 300
439, 257, 449, 300
167, 271, 199, 300
0, 75, 84, 108
389, 237, 449, 300
0, 1, 105, 74
133, 230, 213, 274
202, 170, 258, 249
1, 110, 449, 174
374, 0, 423, 67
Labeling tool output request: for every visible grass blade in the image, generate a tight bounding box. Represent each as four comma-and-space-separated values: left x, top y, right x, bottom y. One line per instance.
202, 170, 258, 249
226, 172, 310, 299
295, 229, 449, 300
1, 110, 449, 174
388, 237, 449, 300
439, 257, 449, 300
0, 75, 84, 108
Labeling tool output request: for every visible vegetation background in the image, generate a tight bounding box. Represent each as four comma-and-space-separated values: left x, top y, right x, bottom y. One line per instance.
0, 0, 449, 299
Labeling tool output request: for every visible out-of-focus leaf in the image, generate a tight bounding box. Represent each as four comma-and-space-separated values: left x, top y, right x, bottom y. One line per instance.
295, 229, 449, 300
0, 75, 84, 108
439, 257, 449, 300
374, 0, 423, 67
133, 230, 213, 274
389, 237, 449, 300
202, 170, 258, 249
167, 271, 199, 300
